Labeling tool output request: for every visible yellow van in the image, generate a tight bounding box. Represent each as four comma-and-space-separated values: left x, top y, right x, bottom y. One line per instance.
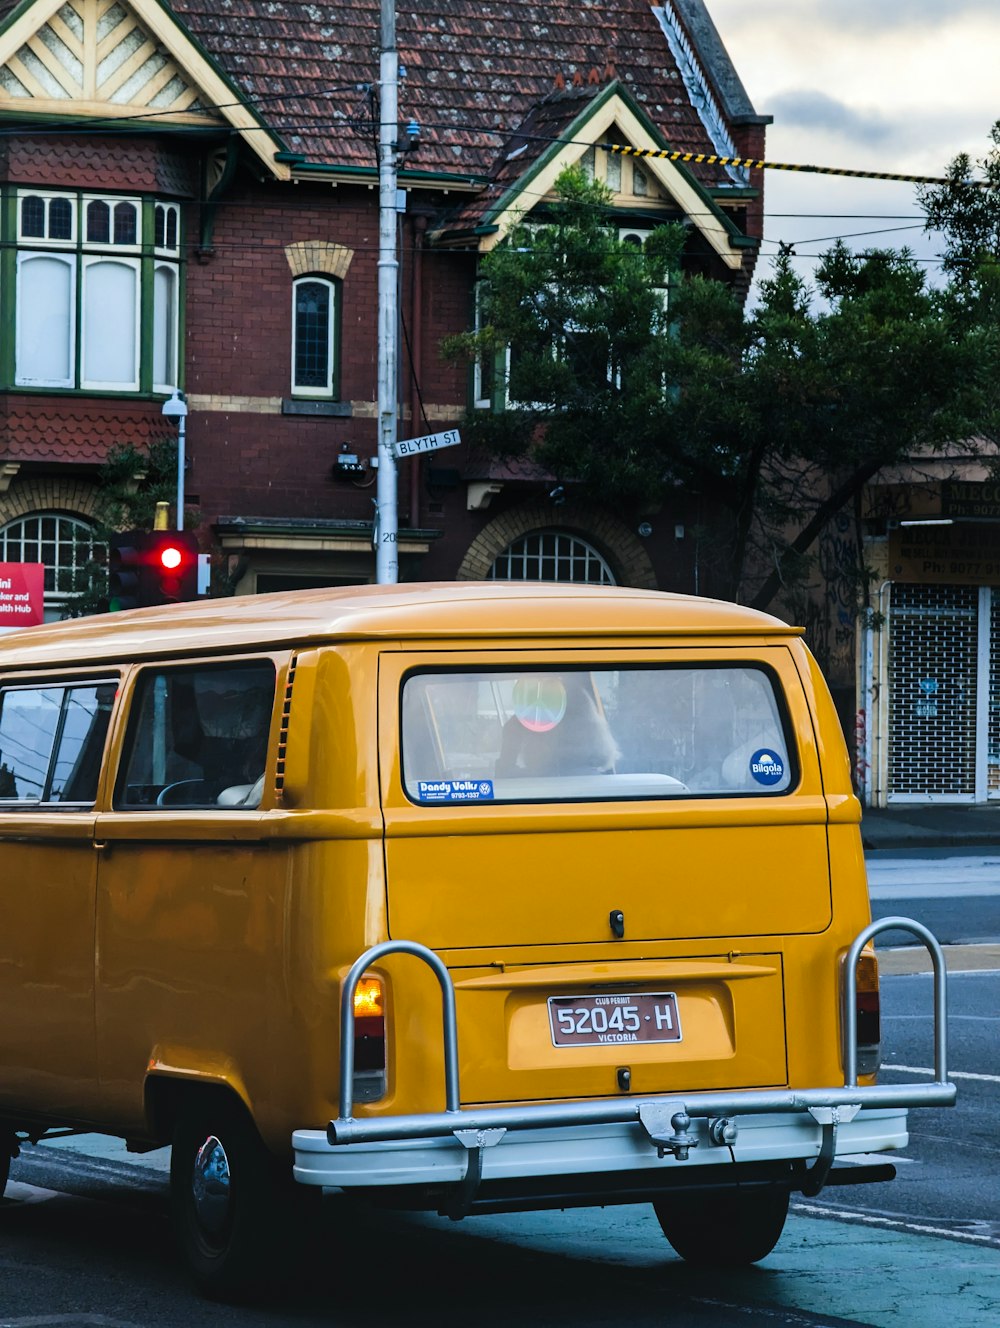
0, 583, 955, 1295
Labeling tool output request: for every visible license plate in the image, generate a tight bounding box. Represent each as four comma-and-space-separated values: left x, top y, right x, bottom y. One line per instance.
547, 991, 682, 1047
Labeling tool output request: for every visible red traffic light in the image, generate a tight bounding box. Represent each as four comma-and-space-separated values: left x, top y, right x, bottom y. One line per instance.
148, 532, 198, 603
107, 530, 200, 610
158, 544, 184, 571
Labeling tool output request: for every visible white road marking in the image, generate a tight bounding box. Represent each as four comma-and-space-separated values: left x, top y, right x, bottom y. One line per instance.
885, 1063, 1000, 1084
792, 1201, 998, 1245
0, 1181, 61, 1204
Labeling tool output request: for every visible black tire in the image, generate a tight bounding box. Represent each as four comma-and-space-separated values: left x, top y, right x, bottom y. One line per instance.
170, 1098, 291, 1300
653, 1185, 790, 1266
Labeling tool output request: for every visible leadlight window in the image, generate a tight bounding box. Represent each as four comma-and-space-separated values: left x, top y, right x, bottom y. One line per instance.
154, 202, 180, 254
292, 276, 337, 397
18, 193, 75, 243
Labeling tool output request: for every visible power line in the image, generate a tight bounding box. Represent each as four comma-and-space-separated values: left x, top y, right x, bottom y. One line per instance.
606, 143, 983, 189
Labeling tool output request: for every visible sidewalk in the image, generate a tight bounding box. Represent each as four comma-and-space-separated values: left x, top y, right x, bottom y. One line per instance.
861, 802, 1000, 853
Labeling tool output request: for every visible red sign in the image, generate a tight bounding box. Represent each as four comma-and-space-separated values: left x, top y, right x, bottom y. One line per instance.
0, 563, 45, 627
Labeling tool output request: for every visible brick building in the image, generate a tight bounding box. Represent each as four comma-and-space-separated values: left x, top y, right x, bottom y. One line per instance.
0, 0, 768, 612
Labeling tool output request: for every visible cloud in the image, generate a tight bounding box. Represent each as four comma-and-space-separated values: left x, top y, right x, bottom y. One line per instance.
834, 0, 998, 31
726, 0, 999, 35
767, 91, 896, 148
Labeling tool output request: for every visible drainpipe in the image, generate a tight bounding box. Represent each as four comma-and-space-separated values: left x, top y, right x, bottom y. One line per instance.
409, 214, 427, 529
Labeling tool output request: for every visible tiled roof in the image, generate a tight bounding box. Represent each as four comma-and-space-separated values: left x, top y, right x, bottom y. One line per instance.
167, 0, 753, 185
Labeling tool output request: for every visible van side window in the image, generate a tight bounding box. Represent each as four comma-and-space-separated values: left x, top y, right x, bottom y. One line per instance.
116, 661, 275, 810
401, 665, 793, 803
0, 680, 116, 805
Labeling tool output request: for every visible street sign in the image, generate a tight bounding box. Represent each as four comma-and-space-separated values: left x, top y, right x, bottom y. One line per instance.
393, 428, 461, 459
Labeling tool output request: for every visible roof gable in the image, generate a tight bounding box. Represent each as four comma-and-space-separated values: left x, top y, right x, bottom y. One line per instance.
0, 0, 289, 177
456, 82, 744, 270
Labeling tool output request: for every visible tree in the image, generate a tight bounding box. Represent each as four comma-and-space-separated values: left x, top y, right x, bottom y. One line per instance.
447, 168, 996, 613
918, 119, 1000, 450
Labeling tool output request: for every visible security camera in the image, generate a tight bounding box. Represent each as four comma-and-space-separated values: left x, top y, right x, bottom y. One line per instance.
549, 485, 566, 504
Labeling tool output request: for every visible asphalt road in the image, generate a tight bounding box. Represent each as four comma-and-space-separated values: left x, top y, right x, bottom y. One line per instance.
866, 849, 1000, 946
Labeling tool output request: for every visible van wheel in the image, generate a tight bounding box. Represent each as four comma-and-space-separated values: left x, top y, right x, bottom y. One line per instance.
170, 1101, 288, 1300
653, 1186, 790, 1266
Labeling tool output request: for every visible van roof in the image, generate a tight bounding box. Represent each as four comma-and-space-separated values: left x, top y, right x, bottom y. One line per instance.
0, 583, 802, 668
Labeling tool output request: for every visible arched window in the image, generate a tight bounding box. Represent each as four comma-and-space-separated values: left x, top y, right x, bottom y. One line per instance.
0, 514, 103, 621
291, 276, 338, 397
489, 530, 616, 584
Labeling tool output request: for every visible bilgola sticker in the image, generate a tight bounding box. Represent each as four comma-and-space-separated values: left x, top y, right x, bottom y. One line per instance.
749, 749, 785, 787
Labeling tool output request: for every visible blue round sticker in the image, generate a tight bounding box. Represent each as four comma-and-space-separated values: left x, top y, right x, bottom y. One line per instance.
749, 748, 785, 786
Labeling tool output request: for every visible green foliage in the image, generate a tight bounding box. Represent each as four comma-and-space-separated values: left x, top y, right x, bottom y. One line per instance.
918, 121, 1000, 447
919, 120, 1000, 282
446, 167, 996, 610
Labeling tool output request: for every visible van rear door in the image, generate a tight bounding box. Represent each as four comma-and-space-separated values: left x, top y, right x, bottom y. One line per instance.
381, 647, 830, 949
378, 645, 829, 1105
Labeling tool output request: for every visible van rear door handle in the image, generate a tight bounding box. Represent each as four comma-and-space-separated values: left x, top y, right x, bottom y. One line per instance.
93, 841, 108, 852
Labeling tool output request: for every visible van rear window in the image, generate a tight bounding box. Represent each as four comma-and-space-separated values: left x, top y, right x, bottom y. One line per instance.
401, 666, 793, 803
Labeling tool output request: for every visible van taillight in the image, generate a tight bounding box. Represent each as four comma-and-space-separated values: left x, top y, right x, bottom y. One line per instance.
352, 976, 386, 1102
855, 949, 881, 1078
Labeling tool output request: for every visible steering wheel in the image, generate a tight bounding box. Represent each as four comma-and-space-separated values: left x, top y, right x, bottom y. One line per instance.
156, 779, 212, 806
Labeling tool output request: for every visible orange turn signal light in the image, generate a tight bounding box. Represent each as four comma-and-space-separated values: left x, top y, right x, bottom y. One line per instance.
353, 975, 384, 1019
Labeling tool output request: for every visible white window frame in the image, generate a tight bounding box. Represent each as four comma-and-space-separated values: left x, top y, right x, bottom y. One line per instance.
80, 255, 141, 391
154, 202, 181, 257
81, 195, 141, 252
152, 262, 180, 394
489, 530, 617, 584
15, 251, 77, 388
291, 275, 336, 398
16, 190, 77, 245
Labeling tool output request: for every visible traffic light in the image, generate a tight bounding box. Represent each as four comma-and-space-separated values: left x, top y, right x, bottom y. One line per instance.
108, 533, 146, 612
148, 530, 199, 604
108, 530, 199, 610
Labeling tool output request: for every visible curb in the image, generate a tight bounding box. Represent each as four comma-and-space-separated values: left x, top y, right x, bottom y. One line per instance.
879, 943, 1000, 975
862, 832, 1000, 852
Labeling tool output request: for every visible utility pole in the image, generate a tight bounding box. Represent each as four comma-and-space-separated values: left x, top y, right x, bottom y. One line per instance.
375, 0, 399, 583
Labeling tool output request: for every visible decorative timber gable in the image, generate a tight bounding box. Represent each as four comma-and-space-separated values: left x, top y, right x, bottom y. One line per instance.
438, 81, 749, 271
0, 0, 289, 178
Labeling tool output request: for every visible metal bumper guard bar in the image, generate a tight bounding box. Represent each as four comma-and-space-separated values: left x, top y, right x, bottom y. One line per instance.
322, 919, 956, 1205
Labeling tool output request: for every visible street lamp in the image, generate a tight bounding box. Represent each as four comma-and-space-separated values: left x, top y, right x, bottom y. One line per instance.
161, 390, 188, 531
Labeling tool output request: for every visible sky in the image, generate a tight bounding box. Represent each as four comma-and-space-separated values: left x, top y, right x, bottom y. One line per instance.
705, 0, 1000, 299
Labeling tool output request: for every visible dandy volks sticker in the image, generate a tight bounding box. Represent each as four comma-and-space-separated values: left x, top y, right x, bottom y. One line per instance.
417, 779, 495, 803
749, 749, 785, 786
